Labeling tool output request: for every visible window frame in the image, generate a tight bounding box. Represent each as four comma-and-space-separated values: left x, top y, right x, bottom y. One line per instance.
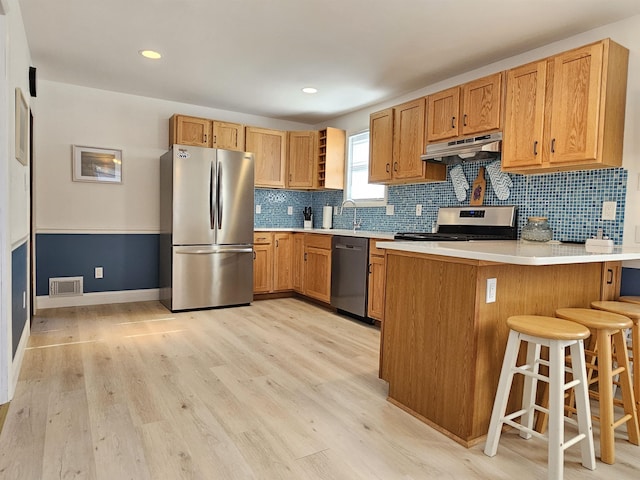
344, 129, 387, 207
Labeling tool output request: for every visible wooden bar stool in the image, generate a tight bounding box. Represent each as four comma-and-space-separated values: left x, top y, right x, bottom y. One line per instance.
556, 308, 640, 465
485, 315, 595, 480
601, 298, 640, 414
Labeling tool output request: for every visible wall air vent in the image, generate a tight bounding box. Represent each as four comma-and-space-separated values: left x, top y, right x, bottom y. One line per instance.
49, 276, 83, 297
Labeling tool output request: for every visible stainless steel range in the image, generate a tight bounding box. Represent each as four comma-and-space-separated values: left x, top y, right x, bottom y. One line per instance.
395, 205, 518, 241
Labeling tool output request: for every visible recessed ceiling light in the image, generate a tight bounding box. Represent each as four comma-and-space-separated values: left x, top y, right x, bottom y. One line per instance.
302, 87, 318, 94
139, 50, 162, 60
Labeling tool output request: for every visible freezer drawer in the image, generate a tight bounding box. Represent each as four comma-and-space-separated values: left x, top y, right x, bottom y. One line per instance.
170, 246, 253, 311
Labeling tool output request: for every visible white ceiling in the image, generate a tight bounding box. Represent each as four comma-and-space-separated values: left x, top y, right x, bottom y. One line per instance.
18, 0, 640, 124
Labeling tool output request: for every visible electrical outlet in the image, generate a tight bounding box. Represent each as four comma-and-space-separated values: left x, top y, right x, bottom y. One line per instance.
486, 278, 497, 303
386, 205, 394, 216
602, 201, 617, 221
95, 267, 103, 279
416, 204, 422, 216
287, 206, 293, 215
255, 204, 261, 214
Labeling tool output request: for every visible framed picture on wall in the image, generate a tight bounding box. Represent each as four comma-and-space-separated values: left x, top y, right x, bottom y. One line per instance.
72, 145, 123, 183
15, 88, 28, 166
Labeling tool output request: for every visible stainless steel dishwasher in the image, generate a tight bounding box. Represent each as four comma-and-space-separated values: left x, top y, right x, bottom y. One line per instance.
330, 236, 370, 322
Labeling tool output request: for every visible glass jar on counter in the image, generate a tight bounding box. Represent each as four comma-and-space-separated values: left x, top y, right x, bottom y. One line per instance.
521, 217, 553, 242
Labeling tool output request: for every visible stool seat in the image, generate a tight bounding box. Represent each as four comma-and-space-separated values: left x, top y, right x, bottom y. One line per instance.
620, 296, 640, 306
556, 307, 632, 331
592, 300, 640, 322
508, 315, 590, 340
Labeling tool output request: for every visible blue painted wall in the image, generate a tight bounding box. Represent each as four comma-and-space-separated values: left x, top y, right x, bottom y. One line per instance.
12, 243, 28, 359
36, 234, 159, 296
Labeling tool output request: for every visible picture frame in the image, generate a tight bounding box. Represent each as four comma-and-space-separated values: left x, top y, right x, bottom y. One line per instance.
72, 145, 123, 183
15, 88, 28, 165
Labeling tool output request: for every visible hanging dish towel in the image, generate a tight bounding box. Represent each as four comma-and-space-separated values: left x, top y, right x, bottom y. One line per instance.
486, 160, 512, 200
450, 165, 470, 202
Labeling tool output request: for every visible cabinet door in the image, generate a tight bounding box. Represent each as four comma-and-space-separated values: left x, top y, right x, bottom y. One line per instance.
367, 254, 385, 321
172, 115, 212, 147
253, 244, 273, 293
502, 61, 547, 168
246, 127, 287, 188
273, 233, 293, 292
304, 246, 331, 303
426, 87, 460, 142
461, 72, 503, 136
368, 109, 393, 183
292, 233, 305, 293
212, 121, 245, 151
548, 42, 603, 165
393, 98, 426, 180
287, 131, 317, 188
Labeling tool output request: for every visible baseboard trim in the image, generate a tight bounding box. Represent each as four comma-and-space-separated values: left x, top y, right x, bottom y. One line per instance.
36, 288, 160, 309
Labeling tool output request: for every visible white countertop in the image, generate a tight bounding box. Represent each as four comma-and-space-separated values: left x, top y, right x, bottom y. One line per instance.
254, 228, 395, 240
377, 240, 640, 266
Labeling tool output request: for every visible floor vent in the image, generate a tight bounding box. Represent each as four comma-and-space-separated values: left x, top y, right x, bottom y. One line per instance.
49, 276, 83, 297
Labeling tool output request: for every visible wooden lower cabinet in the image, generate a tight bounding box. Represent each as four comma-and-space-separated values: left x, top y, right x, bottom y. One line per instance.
253, 233, 273, 293
253, 232, 294, 294
292, 233, 305, 293
302, 235, 332, 303
381, 251, 618, 447
367, 239, 386, 321
273, 233, 293, 291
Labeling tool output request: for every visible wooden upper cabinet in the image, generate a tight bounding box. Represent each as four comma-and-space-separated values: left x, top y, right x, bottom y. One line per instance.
426, 87, 460, 142
246, 127, 287, 188
169, 115, 212, 147
287, 131, 317, 189
318, 127, 345, 190
548, 43, 603, 165
393, 98, 427, 180
502, 61, 547, 168
369, 108, 394, 183
502, 38, 628, 173
212, 121, 245, 151
461, 72, 503, 136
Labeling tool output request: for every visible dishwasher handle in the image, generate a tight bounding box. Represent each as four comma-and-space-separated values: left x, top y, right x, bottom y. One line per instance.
335, 244, 363, 251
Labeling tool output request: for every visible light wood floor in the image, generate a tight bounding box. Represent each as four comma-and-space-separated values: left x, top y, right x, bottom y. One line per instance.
0, 298, 638, 479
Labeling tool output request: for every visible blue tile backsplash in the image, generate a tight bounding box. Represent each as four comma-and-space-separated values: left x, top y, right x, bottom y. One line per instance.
255, 159, 627, 244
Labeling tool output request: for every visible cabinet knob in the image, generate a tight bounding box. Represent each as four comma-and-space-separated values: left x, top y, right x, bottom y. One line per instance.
204, 134, 208, 143
550, 138, 556, 153
386, 163, 390, 173
533, 140, 539, 156
607, 268, 614, 284
275, 239, 279, 247
304, 252, 307, 261
253, 251, 256, 260
393, 162, 398, 172
463, 114, 467, 127
451, 116, 456, 129
213, 135, 216, 144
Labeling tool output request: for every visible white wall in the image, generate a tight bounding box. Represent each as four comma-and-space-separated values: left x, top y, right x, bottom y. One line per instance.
35, 81, 311, 233
320, 15, 640, 257
1, 0, 32, 403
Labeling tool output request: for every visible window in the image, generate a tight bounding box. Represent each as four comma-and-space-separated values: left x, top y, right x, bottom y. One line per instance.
345, 131, 386, 206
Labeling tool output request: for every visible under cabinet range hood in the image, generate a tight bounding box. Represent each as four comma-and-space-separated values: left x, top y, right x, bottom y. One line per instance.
421, 132, 502, 164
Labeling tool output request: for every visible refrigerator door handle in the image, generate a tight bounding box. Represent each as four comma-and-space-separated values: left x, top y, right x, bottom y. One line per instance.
175, 246, 253, 255
209, 162, 215, 230
217, 162, 223, 230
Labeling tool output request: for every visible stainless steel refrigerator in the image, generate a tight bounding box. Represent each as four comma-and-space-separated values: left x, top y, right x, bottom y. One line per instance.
159, 145, 254, 311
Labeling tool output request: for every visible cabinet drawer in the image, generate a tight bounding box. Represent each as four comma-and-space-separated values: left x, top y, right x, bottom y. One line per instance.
369, 238, 389, 256
253, 232, 273, 245
304, 234, 332, 250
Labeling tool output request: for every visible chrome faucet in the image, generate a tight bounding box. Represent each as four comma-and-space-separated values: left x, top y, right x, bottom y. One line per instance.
340, 199, 362, 232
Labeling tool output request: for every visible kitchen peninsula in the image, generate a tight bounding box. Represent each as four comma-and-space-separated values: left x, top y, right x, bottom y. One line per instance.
376, 240, 640, 447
